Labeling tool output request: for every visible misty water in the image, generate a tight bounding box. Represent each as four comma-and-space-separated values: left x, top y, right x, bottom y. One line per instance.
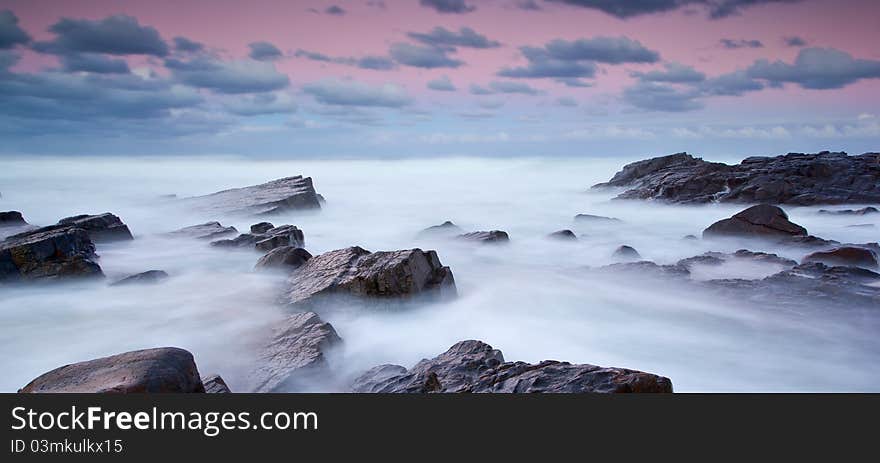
2, 156, 879, 392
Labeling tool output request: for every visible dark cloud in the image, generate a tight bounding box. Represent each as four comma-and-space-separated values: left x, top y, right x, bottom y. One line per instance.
389, 42, 463, 68
357, 56, 396, 70
784, 36, 807, 47
498, 36, 657, 79
325, 5, 346, 15
547, 0, 802, 20
407, 27, 501, 49
302, 78, 412, 107
747, 47, 880, 89
699, 70, 763, 95
555, 77, 593, 87
224, 92, 297, 116
173, 36, 204, 53
248, 41, 283, 61
632, 62, 706, 83
427, 75, 456, 91
720, 38, 764, 49
295, 49, 396, 70
515, 1, 543, 11
60, 53, 131, 74
471, 80, 542, 95
499, 49, 597, 78
34, 15, 169, 56
166, 57, 290, 93
0, 10, 31, 49
419, 0, 476, 14
624, 65, 763, 111
622, 81, 703, 112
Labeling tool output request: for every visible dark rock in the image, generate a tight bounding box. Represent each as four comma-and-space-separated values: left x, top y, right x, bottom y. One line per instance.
547, 229, 577, 241
457, 230, 509, 244
250, 312, 342, 392
818, 207, 879, 216
19, 347, 204, 393
202, 374, 231, 393
167, 222, 238, 240
255, 246, 312, 271
613, 245, 641, 260
682, 234, 699, 240
574, 214, 621, 223
803, 246, 879, 269
598, 261, 691, 279
352, 340, 672, 393
283, 247, 456, 308
703, 204, 807, 240
677, 250, 798, 269
0, 211, 26, 227
210, 233, 261, 248
250, 222, 275, 234
57, 213, 133, 242
593, 151, 880, 205
212, 224, 305, 252
847, 224, 876, 229
110, 270, 169, 286
418, 221, 463, 237
0, 227, 103, 281
184, 176, 321, 216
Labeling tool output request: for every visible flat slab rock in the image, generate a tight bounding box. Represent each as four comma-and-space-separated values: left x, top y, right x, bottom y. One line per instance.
6, 212, 133, 244
283, 246, 456, 308
19, 347, 205, 393
250, 312, 342, 392
166, 221, 238, 240
111, 270, 169, 286
183, 176, 322, 216
352, 340, 673, 393
0, 226, 103, 281
593, 151, 880, 205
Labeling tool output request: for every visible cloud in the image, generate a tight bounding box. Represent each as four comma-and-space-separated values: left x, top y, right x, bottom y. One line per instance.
325, 5, 346, 15
624, 66, 763, 111
556, 96, 578, 106
419, 0, 476, 14
60, 53, 131, 74
427, 75, 456, 91
34, 15, 169, 56
173, 36, 204, 53
390, 42, 463, 68
747, 47, 880, 89
166, 57, 290, 93
720, 38, 763, 49
248, 41, 283, 61
547, 0, 802, 20
499, 36, 657, 79
295, 49, 396, 70
407, 27, 500, 49
223, 92, 297, 116
699, 70, 763, 95
515, 1, 543, 11
470, 80, 542, 95
556, 77, 593, 87
302, 78, 412, 107
631, 62, 706, 83
0, 10, 30, 49
783, 36, 807, 47
499, 47, 597, 78
622, 81, 703, 112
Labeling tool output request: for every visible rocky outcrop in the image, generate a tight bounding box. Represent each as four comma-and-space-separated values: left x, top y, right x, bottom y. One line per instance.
593, 151, 880, 205
0, 211, 27, 227
211, 224, 304, 252
613, 245, 641, 260
110, 270, 169, 286
250, 222, 275, 234
575, 214, 621, 223
803, 247, 878, 269
457, 230, 509, 244
818, 207, 878, 216
250, 312, 342, 392
57, 213, 133, 242
202, 374, 231, 393
352, 340, 672, 393
19, 347, 204, 393
678, 250, 798, 269
167, 222, 237, 240
548, 229, 577, 241
0, 227, 103, 281
254, 246, 312, 271
283, 247, 456, 308
184, 176, 322, 216
418, 221, 463, 237
598, 261, 691, 279
703, 205, 807, 240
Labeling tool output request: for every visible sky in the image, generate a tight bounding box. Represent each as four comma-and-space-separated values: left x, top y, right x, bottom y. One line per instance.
0, 0, 879, 158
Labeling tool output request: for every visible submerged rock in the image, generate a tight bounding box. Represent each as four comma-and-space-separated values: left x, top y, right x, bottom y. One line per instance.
167, 222, 238, 240
818, 207, 879, 216
352, 340, 673, 393
678, 250, 798, 269
574, 214, 621, 223
0, 227, 103, 281
703, 204, 807, 240
184, 176, 322, 216
250, 222, 275, 234
547, 229, 577, 241
593, 151, 880, 205
19, 347, 205, 393
283, 246, 456, 308
613, 245, 641, 260
803, 246, 879, 269
250, 312, 342, 392
0, 211, 27, 227
110, 270, 169, 286
457, 230, 509, 244
255, 246, 312, 271
202, 374, 231, 393
418, 221, 463, 237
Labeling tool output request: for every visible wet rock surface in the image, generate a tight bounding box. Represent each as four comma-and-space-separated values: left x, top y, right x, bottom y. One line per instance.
548, 229, 578, 240
211, 224, 305, 252
7, 212, 133, 244
593, 151, 880, 205
254, 246, 312, 271
1, 227, 103, 281
0, 211, 27, 227
110, 270, 169, 286
818, 207, 878, 216
575, 214, 621, 223
803, 246, 879, 269
703, 204, 808, 240
19, 347, 205, 393
418, 221, 463, 237
202, 374, 231, 393
184, 176, 322, 216
457, 230, 510, 244
352, 340, 673, 393
167, 222, 238, 240
613, 245, 641, 260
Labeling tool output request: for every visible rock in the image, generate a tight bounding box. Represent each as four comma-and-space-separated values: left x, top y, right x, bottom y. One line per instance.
574, 214, 621, 223
110, 270, 169, 286
57, 213, 133, 242
167, 222, 237, 240
803, 246, 879, 269
418, 221, 463, 237
250, 222, 275, 234
682, 234, 699, 240
593, 151, 880, 205
255, 246, 312, 271
457, 230, 509, 244
0, 227, 103, 281
0, 211, 27, 227
678, 250, 798, 269
19, 347, 204, 393
184, 176, 321, 216
211, 224, 305, 252
250, 312, 342, 392
818, 207, 879, 216
703, 204, 807, 240
352, 340, 672, 393
613, 245, 641, 260
847, 224, 875, 229
598, 261, 691, 279
210, 233, 261, 248
202, 374, 231, 393
547, 229, 577, 241
283, 246, 456, 308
